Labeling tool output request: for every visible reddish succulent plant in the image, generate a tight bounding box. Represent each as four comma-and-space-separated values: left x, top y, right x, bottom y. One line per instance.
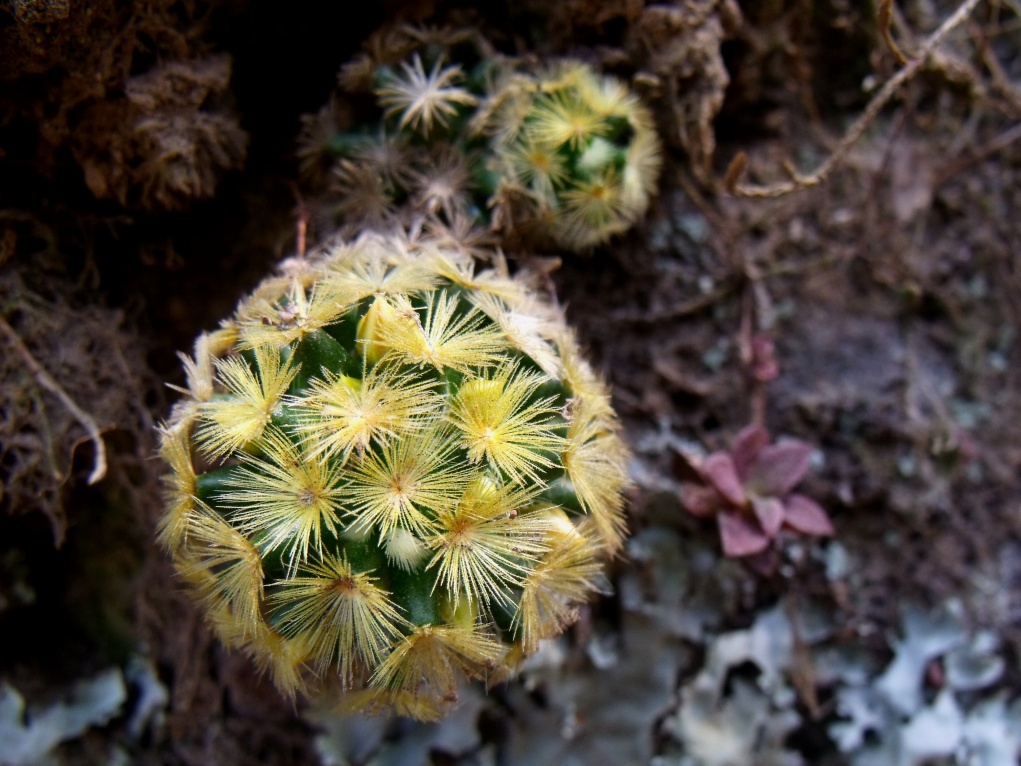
682, 425, 834, 558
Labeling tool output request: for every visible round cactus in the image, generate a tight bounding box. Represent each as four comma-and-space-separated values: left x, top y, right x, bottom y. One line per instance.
300, 28, 661, 252
474, 59, 662, 250
158, 230, 629, 719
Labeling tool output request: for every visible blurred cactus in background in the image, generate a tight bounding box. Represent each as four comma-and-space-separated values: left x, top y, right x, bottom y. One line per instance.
297, 26, 661, 251
158, 228, 629, 719
474, 59, 662, 250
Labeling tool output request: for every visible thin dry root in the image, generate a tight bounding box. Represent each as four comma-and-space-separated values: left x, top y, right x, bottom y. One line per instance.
0, 315, 108, 485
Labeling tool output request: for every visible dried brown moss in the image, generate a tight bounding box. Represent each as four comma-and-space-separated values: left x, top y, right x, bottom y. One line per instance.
628, 1, 738, 181
0, 0, 246, 210
73, 55, 248, 210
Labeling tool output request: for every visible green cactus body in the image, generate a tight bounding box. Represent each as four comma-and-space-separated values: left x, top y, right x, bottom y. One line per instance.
300, 28, 660, 252
158, 231, 629, 719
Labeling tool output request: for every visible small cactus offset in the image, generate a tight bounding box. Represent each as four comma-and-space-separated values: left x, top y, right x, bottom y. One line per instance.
158, 230, 629, 719
299, 26, 661, 251
475, 59, 662, 250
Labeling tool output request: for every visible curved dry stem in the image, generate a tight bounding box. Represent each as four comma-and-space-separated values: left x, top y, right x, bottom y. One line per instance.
728, 0, 984, 199
0, 314, 107, 485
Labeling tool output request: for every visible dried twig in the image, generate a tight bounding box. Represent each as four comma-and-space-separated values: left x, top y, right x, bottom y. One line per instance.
937, 120, 1021, 183
726, 0, 984, 199
975, 21, 1021, 117
879, 0, 910, 65
0, 315, 108, 485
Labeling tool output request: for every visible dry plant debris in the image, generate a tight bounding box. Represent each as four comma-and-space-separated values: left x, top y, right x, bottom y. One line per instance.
628, 1, 737, 182
0, 248, 155, 543
73, 55, 248, 211
1, 0, 247, 210
725, 0, 986, 198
